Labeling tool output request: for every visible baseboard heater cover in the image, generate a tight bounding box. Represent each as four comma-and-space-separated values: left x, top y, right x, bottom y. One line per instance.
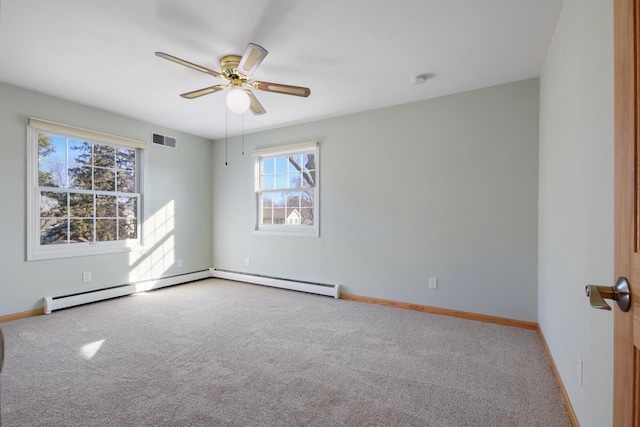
210, 268, 340, 298
43, 269, 212, 314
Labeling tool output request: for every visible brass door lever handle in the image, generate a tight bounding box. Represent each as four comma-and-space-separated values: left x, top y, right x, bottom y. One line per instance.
585, 277, 631, 312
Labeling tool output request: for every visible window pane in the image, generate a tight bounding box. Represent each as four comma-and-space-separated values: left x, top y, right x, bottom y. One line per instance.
301, 190, 314, 207
118, 196, 137, 218
68, 165, 92, 189
96, 194, 117, 217
275, 173, 288, 190
288, 154, 302, 172
38, 134, 66, 162
70, 219, 93, 243
68, 140, 92, 165
119, 219, 137, 240
273, 192, 286, 208
39, 161, 67, 188
275, 157, 287, 173
70, 193, 94, 217
116, 148, 135, 170
262, 158, 274, 174
261, 208, 273, 225
96, 219, 117, 241
40, 219, 67, 244
94, 144, 115, 168
262, 192, 274, 208
288, 172, 302, 188
286, 208, 301, 225
271, 208, 285, 225
117, 170, 136, 193
301, 170, 316, 188
262, 174, 275, 190
302, 153, 316, 172
301, 208, 314, 226
302, 154, 316, 187
286, 192, 300, 208
94, 168, 115, 191
41, 191, 67, 217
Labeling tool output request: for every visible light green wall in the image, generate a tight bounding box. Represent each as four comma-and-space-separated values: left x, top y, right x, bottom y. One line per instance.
213, 78, 540, 322
0, 82, 213, 316
538, 0, 614, 425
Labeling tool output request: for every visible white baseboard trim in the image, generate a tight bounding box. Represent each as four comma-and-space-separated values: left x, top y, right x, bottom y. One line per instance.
43, 269, 212, 314
210, 268, 340, 298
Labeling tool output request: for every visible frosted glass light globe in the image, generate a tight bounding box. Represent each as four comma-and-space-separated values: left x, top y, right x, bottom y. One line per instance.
226, 88, 250, 114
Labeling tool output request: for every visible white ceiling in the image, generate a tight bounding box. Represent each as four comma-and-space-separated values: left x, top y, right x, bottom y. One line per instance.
0, 0, 564, 140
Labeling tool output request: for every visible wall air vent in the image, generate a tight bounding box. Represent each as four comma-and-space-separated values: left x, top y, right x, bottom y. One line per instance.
152, 133, 177, 149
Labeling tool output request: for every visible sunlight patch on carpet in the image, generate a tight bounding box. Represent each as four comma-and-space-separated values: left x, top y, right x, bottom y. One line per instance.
80, 339, 105, 360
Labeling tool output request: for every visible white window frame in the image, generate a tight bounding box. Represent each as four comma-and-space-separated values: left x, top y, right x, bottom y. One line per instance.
253, 141, 319, 237
27, 118, 147, 261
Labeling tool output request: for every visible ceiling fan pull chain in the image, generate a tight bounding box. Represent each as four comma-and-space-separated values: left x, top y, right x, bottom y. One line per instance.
242, 113, 245, 156
225, 106, 228, 166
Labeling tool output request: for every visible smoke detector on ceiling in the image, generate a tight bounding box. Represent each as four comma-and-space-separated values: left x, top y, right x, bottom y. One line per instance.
411, 74, 429, 85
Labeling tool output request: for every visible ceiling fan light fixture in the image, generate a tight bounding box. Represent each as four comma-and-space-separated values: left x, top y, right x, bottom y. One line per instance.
226, 87, 250, 113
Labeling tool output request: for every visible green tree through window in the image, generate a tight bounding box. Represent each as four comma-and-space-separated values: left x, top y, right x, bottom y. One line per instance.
37, 133, 139, 246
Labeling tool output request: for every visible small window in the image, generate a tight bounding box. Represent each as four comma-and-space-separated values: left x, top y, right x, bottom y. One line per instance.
253, 142, 319, 237
27, 118, 146, 260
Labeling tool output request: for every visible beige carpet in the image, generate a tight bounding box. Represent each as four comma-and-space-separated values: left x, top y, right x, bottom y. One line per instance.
0, 279, 570, 426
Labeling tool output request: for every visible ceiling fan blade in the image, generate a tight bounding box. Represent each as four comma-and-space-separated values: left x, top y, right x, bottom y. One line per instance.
253, 81, 310, 97
155, 52, 222, 78
238, 43, 268, 76
245, 90, 266, 115
180, 85, 227, 99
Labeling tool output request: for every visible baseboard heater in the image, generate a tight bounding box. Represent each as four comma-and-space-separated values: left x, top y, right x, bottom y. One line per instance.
210, 268, 340, 299
43, 269, 212, 314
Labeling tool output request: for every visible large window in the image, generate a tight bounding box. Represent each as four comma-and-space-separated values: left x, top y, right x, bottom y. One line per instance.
253, 142, 319, 236
27, 118, 146, 260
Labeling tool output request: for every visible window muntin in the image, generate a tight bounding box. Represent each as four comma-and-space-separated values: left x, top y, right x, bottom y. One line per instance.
28, 119, 145, 260
254, 143, 318, 236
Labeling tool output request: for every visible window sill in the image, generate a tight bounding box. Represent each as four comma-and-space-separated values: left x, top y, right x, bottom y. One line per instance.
254, 228, 319, 238
27, 242, 144, 261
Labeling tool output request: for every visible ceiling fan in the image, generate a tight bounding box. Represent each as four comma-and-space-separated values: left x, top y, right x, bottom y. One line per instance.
155, 43, 311, 115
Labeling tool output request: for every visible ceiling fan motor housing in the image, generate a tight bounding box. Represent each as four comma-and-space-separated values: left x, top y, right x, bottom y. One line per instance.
220, 55, 248, 86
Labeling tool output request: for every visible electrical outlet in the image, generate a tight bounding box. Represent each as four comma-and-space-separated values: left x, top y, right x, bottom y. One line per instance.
576, 355, 583, 387
429, 277, 438, 289
82, 271, 92, 283
177, 259, 183, 268
245, 258, 250, 267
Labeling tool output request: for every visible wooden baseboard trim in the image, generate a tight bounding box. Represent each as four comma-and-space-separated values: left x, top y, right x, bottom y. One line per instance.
341, 293, 577, 424
0, 307, 44, 323
537, 325, 580, 427
339, 293, 538, 330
